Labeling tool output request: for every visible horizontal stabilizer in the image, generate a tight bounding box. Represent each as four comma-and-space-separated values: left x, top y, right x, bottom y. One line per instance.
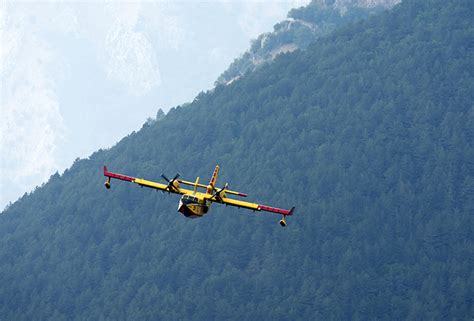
178, 179, 247, 197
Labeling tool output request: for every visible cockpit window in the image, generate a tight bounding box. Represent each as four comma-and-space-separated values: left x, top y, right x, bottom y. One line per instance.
183, 195, 198, 203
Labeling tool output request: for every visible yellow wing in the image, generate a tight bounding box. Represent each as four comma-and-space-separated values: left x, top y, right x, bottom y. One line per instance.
134, 178, 194, 195
203, 193, 294, 216
204, 194, 259, 210
104, 166, 193, 195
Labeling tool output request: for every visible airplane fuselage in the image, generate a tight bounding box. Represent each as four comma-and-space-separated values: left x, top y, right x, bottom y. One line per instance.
178, 194, 210, 218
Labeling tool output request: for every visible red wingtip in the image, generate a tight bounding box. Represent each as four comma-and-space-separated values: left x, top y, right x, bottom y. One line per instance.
258, 204, 295, 216
289, 207, 295, 216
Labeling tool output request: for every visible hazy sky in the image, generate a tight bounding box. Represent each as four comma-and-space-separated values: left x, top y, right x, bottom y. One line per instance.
0, 1, 309, 210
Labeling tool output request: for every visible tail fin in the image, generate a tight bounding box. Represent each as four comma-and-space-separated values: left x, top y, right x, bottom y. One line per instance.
206, 165, 219, 194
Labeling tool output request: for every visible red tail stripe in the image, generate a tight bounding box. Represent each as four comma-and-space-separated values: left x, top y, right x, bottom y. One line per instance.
209, 168, 219, 185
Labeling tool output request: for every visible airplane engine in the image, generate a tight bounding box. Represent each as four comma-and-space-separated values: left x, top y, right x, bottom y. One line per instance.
161, 173, 180, 192
279, 217, 287, 227
104, 178, 111, 189
218, 189, 226, 199
172, 180, 180, 190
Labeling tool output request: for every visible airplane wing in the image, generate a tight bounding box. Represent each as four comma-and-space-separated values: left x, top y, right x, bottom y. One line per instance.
203, 194, 295, 216
104, 166, 193, 195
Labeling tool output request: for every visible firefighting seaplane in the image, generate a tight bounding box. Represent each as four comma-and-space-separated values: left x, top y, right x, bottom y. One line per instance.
103, 165, 295, 226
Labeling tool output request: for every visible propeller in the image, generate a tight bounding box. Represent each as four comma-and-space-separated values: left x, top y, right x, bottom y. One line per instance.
211, 183, 228, 202
161, 173, 180, 192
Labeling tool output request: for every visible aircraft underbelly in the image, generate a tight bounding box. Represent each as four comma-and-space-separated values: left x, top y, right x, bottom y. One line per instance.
178, 200, 208, 219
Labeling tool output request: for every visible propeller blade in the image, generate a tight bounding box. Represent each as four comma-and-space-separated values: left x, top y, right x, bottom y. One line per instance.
161, 173, 181, 192
212, 186, 226, 202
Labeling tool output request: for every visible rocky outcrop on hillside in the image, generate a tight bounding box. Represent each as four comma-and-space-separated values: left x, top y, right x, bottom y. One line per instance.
216, 0, 400, 85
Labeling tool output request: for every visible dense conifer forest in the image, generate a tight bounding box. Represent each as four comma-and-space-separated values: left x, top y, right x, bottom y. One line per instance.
1, 0, 473, 319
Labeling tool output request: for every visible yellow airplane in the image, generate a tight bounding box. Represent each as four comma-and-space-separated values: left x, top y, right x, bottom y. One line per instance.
104, 165, 295, 226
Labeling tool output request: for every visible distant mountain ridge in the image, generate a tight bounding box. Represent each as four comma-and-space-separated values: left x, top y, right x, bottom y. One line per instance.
326, 0, 400, 12
216, 0, 400, 85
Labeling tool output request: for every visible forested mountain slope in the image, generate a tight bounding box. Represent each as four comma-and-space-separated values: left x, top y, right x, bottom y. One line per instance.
1, 0, 473, 320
